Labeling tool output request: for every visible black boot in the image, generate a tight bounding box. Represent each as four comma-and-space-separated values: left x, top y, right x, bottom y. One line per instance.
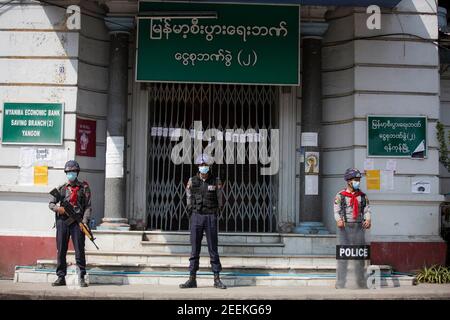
52, 276, 66, 286
179, 274, 197, 289
214, 273, 227, 289
79, 276, 88, 287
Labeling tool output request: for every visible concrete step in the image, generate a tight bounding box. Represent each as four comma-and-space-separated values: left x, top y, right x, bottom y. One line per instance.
14, 266, 415, 288
66, 251, 338, 269
84, 230, 337, 255
143, 231, 282, 244
36, 259, 339, 274
37, 258, 394, 275
139, 240, 285, 254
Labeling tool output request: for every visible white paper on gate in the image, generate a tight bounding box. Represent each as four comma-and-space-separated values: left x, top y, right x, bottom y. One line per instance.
168, 128, 174, 138
363, 158, 374, 171
301, 132, 318, 147
381, 170, 394, 191
170, 128, 182, 140
305, 175, 319, 195
162, 127, 169, 137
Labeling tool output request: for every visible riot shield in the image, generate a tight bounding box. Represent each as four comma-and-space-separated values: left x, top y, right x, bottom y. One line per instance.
336, 222, 371, 289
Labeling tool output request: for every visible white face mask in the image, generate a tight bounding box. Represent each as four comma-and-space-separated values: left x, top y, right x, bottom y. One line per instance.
199, 166, 209, 174
351, 181, 360, 190
66, 172, 78, 182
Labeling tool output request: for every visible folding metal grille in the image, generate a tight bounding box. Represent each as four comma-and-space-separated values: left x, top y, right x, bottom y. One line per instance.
146, 83, 279, 232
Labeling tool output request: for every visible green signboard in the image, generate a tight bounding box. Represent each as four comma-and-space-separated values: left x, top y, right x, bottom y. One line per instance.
136, 1, 300, 85
2, 102, 64, 145
367, 115, 427, 158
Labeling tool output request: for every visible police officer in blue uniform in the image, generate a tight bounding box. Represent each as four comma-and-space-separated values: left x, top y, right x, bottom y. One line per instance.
334, 168, 372, 289
179, 154, 227, 289
49, 160, 92, 287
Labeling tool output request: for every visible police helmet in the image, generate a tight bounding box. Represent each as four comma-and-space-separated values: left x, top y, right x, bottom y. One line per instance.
64, 160, 80, 173
344, 168, 361, 181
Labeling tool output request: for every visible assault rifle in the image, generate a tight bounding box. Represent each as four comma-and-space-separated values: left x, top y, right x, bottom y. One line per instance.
50, 188, 99, 250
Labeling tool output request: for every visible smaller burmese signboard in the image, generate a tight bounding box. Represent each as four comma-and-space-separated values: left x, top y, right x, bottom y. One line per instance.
2, 102, 64, 145
367, 115, 427, 158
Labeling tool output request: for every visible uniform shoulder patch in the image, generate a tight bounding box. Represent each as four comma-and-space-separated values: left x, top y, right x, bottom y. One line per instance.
334, 195, 341, 205
335, 190, 347, 204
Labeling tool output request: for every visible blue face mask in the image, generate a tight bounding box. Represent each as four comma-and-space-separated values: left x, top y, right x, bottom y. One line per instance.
199, 166, 209, 174
352, 181, 360, 190
66, 172, 78, 182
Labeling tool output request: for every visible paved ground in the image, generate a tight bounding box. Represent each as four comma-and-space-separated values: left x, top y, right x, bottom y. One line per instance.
0, 280, 450, 300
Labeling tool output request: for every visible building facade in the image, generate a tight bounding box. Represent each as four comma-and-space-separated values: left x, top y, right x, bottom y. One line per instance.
0, 0, 447, 278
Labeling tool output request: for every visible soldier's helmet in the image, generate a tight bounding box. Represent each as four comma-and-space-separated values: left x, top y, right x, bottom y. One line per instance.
64, 160, 81, 173
344, 168, 361, 181
194, 153, 211, 166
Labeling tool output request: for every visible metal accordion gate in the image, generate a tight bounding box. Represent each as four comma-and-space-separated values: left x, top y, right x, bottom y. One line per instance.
146, 83, 279, 232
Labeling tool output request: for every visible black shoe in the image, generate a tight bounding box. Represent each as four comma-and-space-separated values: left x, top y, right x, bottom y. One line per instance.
52, 277, 66, 286
214, 273, 227, 289
179, 275, 197, 289
79, 277, 88, 287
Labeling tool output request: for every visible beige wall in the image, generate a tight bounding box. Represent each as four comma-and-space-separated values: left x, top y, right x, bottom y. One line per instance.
0, 0, 109, 234
322, 0, 443, 240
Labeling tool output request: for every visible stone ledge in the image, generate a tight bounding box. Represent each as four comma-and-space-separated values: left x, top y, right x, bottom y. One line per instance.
371, 235, 445, 243
140, 241, 285, 247
368, 193, 445, 203
0, 185, 50, 194
67, 251, 336, 258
